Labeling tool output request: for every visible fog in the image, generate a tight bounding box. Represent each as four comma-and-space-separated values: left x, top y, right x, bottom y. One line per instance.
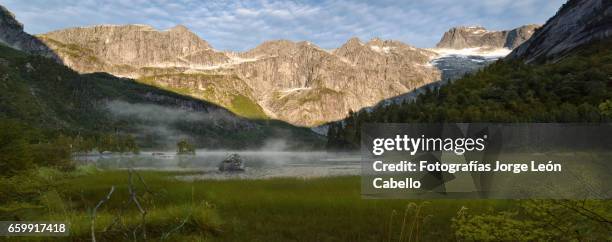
76, 150, 360, 180
93, 101, 351, 179
105, 100, 240, 148
106, 100, 236, 124
104, 100, 321, 150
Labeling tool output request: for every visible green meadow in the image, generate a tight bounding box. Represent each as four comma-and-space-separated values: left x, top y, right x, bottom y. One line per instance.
2, 168, 518, 241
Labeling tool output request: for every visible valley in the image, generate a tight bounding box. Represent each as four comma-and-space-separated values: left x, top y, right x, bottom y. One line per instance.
1, 0, 611, 241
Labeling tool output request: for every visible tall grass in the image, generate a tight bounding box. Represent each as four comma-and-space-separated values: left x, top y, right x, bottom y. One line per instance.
3, 170, 513, 241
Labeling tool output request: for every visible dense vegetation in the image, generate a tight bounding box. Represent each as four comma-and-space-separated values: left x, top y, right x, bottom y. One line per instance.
327, 40, 612, 150
0, 119, 143, 175
0, 119, 70, 176
323, 40, 612, 240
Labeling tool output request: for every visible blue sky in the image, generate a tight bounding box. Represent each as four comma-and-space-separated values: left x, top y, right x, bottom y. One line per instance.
1, 0, 565, 51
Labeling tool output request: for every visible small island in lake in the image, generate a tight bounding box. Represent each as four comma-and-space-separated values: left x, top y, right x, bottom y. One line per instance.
219, 154, 245, 172
176, 139, 196, 155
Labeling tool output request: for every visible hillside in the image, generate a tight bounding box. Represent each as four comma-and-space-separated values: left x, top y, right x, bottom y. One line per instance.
508, 0, 612, 63
0, 43, 324, 149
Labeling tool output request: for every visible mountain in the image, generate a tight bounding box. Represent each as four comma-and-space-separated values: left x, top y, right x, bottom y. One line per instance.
231, 38, 439, 126
39, 24, 229, 78
436, 25, 540, 49
329, 38, 612, 149
508, 0, 612, 63
327, 0, 612, 150
0, 6, 323, 150
37, 26, 440, 126
0, 5, 58, 60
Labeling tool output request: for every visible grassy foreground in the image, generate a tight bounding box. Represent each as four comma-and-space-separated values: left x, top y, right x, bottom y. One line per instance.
3, 168, 514, 241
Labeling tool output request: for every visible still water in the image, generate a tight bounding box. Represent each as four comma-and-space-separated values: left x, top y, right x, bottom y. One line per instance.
75, 150, 361, 180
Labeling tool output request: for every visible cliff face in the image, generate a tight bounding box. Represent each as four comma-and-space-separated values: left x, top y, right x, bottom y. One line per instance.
0, 5, 58, 60
38, 25, 440, 126
436, 25, 539, 49
39, 25, 229, 78
508, 0, 612, 63
231, 38, 439, 125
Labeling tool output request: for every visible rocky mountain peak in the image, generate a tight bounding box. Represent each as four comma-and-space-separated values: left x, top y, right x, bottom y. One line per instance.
508, 0, 612, 63
0, 5, 23, 31
168, 24, 190, 33
451, 26, 488, 35
228, 36, 440, 126
436, 24, 539, 49
344, 37, 363, 46
38, 23, 226, 75
367, 37, 383, 45
296, 41, 321, 50
244, 39, 300, 57
0, 4, 58, 60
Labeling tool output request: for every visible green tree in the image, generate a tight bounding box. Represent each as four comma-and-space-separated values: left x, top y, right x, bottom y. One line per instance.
177, 139, 195, 155
0, 120, 33, 176
599, 100, 612, 118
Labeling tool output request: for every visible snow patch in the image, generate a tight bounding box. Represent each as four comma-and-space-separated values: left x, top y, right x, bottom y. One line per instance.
369, 45, 394, 54
431, 47, 512, 58
416, 62, 434, 68
471, 29, 487, 34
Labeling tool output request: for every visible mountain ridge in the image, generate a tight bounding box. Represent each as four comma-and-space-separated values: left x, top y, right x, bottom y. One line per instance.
508, 0, 612, 63
0, 5, 59, 61
1, 3, 539, 127
37, 25, 441, 126
325, 0, 612, 149
436, 24, 540, 49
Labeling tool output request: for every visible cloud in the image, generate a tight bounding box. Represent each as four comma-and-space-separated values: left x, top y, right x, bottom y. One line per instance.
0, 0, 566, 50
105, 100, 235, 124
236, 8, 259, 17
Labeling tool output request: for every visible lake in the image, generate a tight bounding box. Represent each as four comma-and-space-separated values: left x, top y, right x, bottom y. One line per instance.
75, 150, 361, 180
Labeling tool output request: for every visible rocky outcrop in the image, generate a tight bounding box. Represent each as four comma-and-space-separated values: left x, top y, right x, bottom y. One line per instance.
39, 24, 229, 77
0, 5, 58, 60
38, 24, 441, 126
436, 25, 539, 49
508, 0, 612, 63
231, 38, 439, 126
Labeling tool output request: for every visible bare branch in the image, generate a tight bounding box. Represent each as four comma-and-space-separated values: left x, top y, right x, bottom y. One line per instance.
128, 168, 148, 241
91, 186, 115, 242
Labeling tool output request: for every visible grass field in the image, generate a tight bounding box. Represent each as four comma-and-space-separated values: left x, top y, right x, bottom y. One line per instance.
3, 168, 516, 241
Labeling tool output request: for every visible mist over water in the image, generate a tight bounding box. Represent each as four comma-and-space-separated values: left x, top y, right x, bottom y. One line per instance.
76, 150, 361, 180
